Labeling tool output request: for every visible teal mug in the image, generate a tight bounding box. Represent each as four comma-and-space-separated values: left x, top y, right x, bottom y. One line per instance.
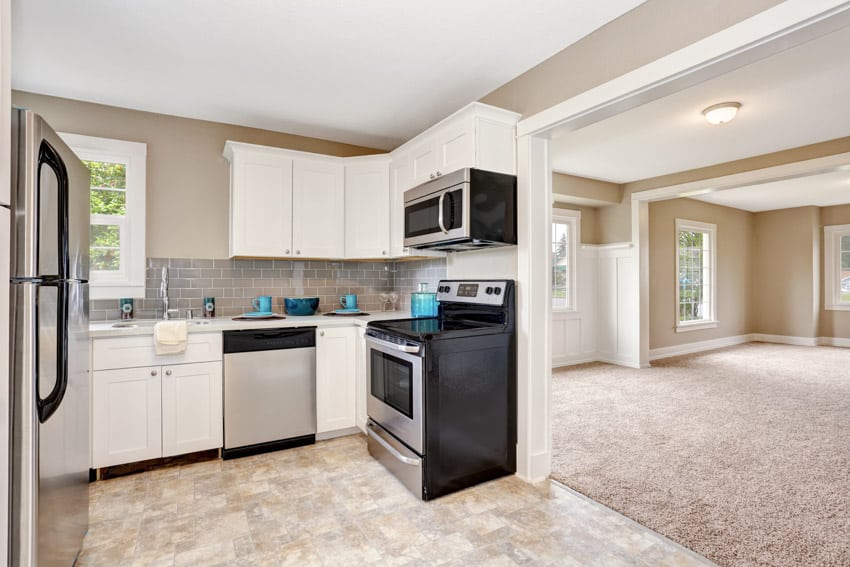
119, 297, 134, 320
252, 295, 272, 313
340, 294, 357, 309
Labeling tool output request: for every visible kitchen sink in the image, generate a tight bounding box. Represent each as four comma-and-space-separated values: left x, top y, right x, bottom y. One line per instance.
110, 319, 211, 328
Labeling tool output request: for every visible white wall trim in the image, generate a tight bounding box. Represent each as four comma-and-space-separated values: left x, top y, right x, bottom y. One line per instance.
517, 0, 850, 138
819, 336, 850, 347
752, 333, 820, 347
649, 334, 753, 361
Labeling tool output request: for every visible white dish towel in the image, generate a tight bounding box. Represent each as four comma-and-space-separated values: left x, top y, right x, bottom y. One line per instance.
154, 320, 188, 355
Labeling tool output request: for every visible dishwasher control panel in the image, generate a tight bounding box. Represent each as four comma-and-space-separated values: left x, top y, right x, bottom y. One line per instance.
223, 327, 316, 354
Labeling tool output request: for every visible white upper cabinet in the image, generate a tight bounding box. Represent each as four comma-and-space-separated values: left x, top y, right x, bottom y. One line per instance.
225, 143, 293, 258
345, 156, 391, 259
224, 102, 518, 260
395, 103, 519, 195
292, 158, 345, 258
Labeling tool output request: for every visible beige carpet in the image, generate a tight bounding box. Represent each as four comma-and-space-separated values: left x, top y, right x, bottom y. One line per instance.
551, 343, 850, 567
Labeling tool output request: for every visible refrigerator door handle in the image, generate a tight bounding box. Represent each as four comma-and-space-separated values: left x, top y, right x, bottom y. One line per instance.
37, 140, 70, 280
36, 281, 69, 423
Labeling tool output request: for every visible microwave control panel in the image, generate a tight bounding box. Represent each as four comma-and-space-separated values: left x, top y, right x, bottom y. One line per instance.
436, 280, 508, 306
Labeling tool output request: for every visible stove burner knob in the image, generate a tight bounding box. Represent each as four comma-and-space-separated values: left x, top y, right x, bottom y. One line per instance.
442, 285, 450, 293
485, 286, 494, 295
494, 287, 502, 295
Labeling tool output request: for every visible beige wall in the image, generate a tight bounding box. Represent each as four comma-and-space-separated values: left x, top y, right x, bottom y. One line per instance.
820, 204, 850, 339
553, 203, 599, 245
552, 172, 622, 205
481, 0, 781, 117
12, 91, 382, 259
649, 198, 754, 350
752, 207, 821, 338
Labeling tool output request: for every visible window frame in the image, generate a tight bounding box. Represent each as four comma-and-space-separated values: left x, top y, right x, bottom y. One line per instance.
675, 218, 718, 332
824, 223, 850, 311
60, 133, 147, 299
551, 209, 580, 312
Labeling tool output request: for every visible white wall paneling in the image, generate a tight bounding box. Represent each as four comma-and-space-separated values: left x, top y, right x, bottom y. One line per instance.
552, 246, 598, 367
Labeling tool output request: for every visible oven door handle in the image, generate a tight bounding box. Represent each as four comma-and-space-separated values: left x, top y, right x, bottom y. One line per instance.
437, 191, 448, 234
367, 335, 421, 354
367, 423, 421, 467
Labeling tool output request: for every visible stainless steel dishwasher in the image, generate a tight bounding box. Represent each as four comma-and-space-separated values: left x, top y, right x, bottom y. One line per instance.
222, 327, 316, 459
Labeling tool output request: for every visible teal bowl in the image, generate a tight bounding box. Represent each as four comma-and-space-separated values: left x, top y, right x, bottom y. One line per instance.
284, 297, 319, 316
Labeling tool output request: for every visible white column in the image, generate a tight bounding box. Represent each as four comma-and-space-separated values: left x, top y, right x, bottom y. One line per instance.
632, 198, 650, 368
515, 135, 552, 482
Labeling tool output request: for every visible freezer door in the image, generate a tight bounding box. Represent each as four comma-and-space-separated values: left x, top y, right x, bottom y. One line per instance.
11, 108, 89, 281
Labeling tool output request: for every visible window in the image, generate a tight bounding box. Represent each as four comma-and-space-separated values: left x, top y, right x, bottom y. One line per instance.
60, 133, 147, 299
551, 210, 580, 310
824, 224, 850, 311
675, 219, 717, 331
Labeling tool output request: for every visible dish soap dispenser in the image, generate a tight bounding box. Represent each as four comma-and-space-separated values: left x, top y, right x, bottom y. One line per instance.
410, 282, 438, 318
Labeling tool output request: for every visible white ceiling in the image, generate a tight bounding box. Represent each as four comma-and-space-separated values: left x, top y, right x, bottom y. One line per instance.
689, 169, 850, 212
11, 0, 644, 151
549, 24, 850, 184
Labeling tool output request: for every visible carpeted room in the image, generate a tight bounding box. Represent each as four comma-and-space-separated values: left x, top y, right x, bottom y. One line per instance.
550, 194, 850, 566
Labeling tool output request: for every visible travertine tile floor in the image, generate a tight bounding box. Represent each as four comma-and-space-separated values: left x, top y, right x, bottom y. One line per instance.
79, 435, 713, 566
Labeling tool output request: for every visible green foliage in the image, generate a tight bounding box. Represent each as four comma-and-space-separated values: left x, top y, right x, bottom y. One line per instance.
85, 160, 126, 216
679, 231, 705, 321
841, 235, 850, 269
84, 160, 124, 271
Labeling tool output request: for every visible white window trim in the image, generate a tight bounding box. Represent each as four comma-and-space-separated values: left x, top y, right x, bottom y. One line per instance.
675, 218, 718, 332
551, 209, 580, 312
824, 224, 850, 311
60, 133, 146, 300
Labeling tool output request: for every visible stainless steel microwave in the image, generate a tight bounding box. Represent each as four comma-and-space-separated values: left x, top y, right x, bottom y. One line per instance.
403, 168, 517, 252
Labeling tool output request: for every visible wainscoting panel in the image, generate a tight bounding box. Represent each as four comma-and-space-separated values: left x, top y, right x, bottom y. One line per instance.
552, 247, 598, 367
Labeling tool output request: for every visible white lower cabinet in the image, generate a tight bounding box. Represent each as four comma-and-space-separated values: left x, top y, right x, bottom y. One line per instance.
92, 366, 162, 468
316, 327, 356, 434
161, 361, 223, 458
91, 334, 223, 469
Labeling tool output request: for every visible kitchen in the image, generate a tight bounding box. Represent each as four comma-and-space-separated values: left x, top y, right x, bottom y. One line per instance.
4, 1, 848, 566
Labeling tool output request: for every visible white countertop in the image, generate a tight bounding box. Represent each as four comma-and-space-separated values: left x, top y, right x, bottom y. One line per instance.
89, 311, 412, 338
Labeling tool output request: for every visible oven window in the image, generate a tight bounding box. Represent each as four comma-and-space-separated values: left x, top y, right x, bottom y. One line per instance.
370, 350, 413, 418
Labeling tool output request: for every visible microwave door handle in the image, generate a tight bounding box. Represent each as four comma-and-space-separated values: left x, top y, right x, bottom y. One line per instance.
367, 335, 421, 354
437, 192, 448, 234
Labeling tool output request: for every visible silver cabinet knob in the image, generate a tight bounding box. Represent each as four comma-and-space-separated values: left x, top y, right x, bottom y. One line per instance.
319, 331, 324, 337
165, 370, 172, 376
296, 250, 301, 255
285, 249, 290, 254
382, 250, 387, 255
150, 370, 157, 376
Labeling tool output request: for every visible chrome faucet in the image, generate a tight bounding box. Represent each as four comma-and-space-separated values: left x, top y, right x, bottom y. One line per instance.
160, 266, 176, 319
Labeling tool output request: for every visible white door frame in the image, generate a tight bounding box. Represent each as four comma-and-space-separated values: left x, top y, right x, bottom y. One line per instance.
513, 0, 850, 482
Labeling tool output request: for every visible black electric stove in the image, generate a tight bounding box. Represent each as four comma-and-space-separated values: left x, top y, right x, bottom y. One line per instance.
365, 280, 516, 500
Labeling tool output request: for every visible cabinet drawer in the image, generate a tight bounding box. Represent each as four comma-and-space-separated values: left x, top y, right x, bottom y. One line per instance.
93, 332, 223, 370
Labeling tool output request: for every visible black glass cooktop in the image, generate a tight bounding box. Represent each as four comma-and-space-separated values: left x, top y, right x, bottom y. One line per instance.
368, 317, 504, 341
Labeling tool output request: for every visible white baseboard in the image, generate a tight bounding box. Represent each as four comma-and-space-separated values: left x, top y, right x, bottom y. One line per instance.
819, 336, 850, 347
752, 333, 819, 346
649, 334, 753, 361
552, 354, 598, 368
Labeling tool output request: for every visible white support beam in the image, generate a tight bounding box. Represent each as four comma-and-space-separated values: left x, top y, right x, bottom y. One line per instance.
515, 135, 552, 482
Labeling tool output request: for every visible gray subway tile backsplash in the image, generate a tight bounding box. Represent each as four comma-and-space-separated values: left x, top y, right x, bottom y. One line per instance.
89, 256, 448, 321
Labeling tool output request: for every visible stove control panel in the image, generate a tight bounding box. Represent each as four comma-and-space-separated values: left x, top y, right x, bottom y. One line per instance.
436, 280, 509, 306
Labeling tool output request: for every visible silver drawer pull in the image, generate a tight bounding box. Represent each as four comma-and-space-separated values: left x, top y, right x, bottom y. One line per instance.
367, 424, 420, 467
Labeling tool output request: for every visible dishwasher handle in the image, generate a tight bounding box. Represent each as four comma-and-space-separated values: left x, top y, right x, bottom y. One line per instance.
223, 327, 316, 353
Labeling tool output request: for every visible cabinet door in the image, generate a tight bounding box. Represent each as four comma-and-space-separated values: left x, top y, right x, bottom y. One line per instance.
316, 327, 356, 433
92, 366, 161, 468
229, 151, 293, 257
390, 153, 413, 257
409, 136, 437, 187
434, 115, 474, 176
345, 159, 390, 259
292, 159, 345, 258
161, 361, 222, 457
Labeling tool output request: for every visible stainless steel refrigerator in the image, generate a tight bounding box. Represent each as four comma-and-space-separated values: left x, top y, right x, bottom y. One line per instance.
9, 108, 90, 566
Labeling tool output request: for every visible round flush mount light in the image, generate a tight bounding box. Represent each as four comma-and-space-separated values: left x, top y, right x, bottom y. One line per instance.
702, 102, 741, 125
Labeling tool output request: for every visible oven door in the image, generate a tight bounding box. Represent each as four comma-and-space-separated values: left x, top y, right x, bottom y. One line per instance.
403, 184, 469, 248
366, 335, 424, 454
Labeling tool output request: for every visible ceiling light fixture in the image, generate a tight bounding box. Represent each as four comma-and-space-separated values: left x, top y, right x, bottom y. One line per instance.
702, 102, 741, 125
